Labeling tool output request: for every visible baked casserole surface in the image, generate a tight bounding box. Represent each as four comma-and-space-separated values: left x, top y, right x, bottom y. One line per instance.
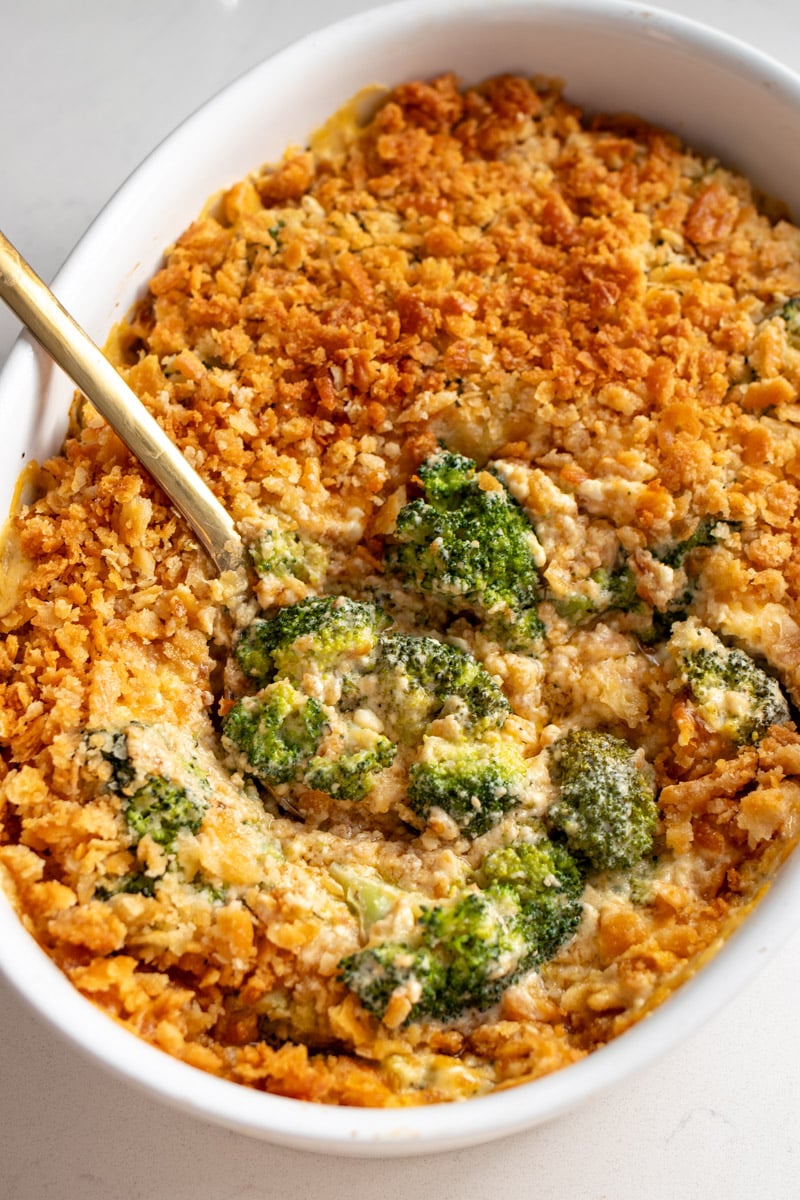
3, 74, 800, 1105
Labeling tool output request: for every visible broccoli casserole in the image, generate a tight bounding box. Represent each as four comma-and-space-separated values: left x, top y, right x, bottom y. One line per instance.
3, 71, 800, 1106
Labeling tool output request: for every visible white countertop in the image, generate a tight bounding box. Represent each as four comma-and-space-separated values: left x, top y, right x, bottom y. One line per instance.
1, 2, 799, 1195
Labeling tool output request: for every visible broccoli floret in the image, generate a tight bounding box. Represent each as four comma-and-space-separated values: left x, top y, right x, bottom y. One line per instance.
124, 776, 207, 851
478, 839, 584, 965
305, 737, 396, 801
95, 872, 157, 900
554, 561, 640, 622
638, 588, 693, 647
223, 680, 395, 801
386, 451, 544, 651
339, 941, 447, 1021
376, 633, 510, 738
548, 729, 658, 870
338, 674, 366, 713
329, 864, 405, 933
222, 681, 326, 784
340, 889, 527, 1023
780, 297, 800, 347
340, 844, 584, 1025
627, 857, 659, 906
636, 519, 735, 645
234, 620, 278, 683
249, 528, 328, 585
227, 596, 394, 801
407, 741, 527, 835
418, 450, 478, 503
670, 621, 791, 744
84, 728, 136, 791
235, 596, 390, 684
603, 563, 640, 610
420, 890, 528, 1017
485, 606, 546, 652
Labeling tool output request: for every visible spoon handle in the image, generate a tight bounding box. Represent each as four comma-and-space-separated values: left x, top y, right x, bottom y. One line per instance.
0, 229, 243, 574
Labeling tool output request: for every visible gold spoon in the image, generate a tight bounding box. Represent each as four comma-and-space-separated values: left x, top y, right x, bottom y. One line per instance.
0, 229, 244, 574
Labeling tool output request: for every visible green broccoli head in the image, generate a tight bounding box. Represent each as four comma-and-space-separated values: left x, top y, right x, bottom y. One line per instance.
385, 451, 544, 651
554, 561, 640, 623
222, 680, 395, 802
375, 633, 510, 738
417, 450, 478, 504
340, 851, 585, 1026
670, 620, 791, 744
234, 596, 390, 684
548, 729, 658, 871
338, 941, 447, 1021
407, 740, 527, 835
222, 680, 326, 785
419, 889, 528, 1017
305, 737, 396, 801
483, 607, 547, 656
124, 776, 207, 851
83, 727, 136, 791
248, 528, 328, 585
340, 889, 527, 1024
638, 587, 694, 648
478, 839, 585, 965
329, 864, 405, 934
95, 872, 158, 900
